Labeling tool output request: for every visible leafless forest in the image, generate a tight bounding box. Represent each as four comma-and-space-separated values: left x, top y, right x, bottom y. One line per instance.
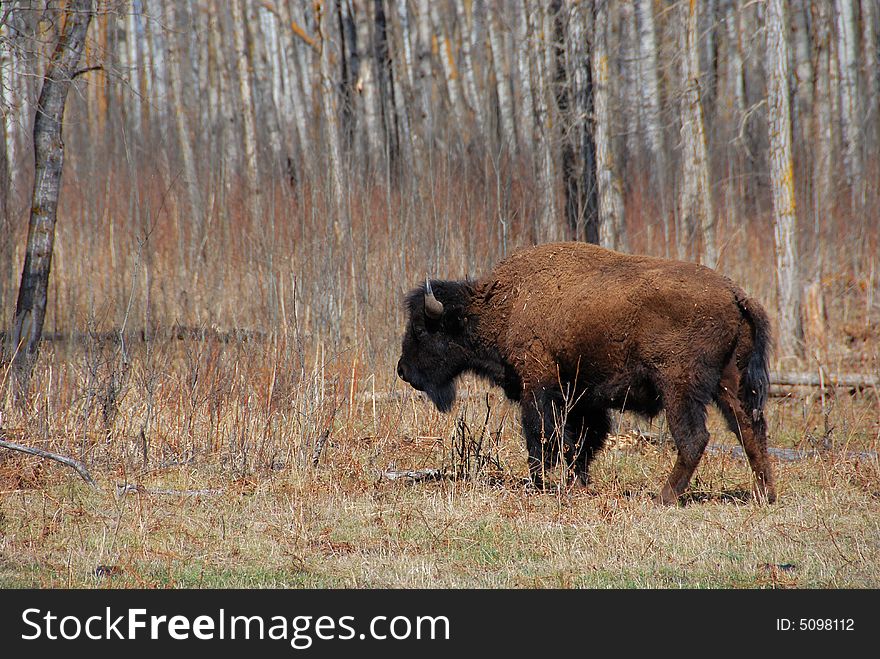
0, 2, 878, 586
3, 0, 879, 357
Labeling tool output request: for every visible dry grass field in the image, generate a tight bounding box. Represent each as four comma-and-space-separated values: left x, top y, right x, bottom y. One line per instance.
1, 285, 877, 589
1, 163, 879, 590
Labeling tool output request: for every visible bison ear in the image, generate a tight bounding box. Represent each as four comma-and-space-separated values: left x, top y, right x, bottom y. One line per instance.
424, 279, 444, 319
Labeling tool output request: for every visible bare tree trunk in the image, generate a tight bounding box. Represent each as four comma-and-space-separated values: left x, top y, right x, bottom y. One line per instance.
277, 0, 314, 176
164, 2, 203, 261
457, 0, 485, 141
404, 0, 433, 159
861, 0, 879, 148
679, 0, 716, 267
372, 0, 402, 175
249, 2, 287, 176
592, 0, 626, 251
533, 1, 559, 242
318, 0, 349, 236
6, 0, 94, 391
125, 1, 143, 135
231, 0, 261, 220
834, 0, 863, 206
767, 0, 804, 358
487, 4, 517, 153
811, 0, 835, 236
636, 0, 664, 168
635, 0, 669, 253
560, 2, 597, 243
515, 1, 536, 156
430, 0, 466, 143
352, 0, 384, 176
790, 0, 813, 141
724, 0, 747, 121
391, 0, 415, 172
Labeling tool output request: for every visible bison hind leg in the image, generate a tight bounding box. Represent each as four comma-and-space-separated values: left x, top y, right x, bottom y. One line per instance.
715, 361, 776, 503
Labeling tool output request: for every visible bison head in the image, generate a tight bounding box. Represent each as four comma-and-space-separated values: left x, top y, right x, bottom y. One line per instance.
396, 279, 472, 413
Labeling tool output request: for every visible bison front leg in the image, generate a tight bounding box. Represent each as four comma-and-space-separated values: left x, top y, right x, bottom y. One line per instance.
657, 399, 711, 505
520, 389, 562, 491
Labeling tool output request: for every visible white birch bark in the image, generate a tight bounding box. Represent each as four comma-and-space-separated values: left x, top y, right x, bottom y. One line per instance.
861, 0, 879, 146
164, 2, 203, 230
636, 0, 663, 165
532, 0, 558, 242
248, 3, 286, 174
456, 0, 485, 138
811, 0, 834, 229
415, 0, 436, 150
516, 1, 536, 155
144, 0, 167, 123
318, 0, 348, 233
790, 0, 813, 138
619, 2, 641, 163
593, 0, 626, 251
230, 0, 261, 218
767, 0, 803, 357
278, 0, 313, 165
487, 4, 517, 152
429, 0, 466, 136
834, 0, 863, 202
679, 0, 716, 267
208, 6, 240, 166
724, 0, 746, 121
352, 0, 383, 172
0, 32, 21, 206
125, 1, 142, 134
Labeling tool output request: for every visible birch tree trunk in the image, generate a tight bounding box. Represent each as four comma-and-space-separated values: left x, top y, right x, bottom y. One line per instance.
861, 0, 879, 148
399, 0, 430, 160
7, 0, 94, 390
318, 0, 349, 236
391, 0, 416, 172
533, 0, 559, 242
352, 0, 384, 176
811, 0, 834, 235
248, 2, 287, 175
430, 0, 466, 141
790, 0, 813, 140
277, 0, 314, 174
164, 2, 203, 254
635, 0, 669, 252
515, 1, 535, 156
371, 0, 402, 175
636, 0, 664, 168
834, 0, 863, 205
457, 0, 485, 141
592, 0, 626, 251
767, 0, 804, 358
724, 0, 747, 121
487, 4, 517, 153
230, 0, 261, 220
679, 0, 716, 267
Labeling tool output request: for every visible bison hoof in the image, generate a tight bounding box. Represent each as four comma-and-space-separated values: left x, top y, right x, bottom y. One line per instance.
653, 488, 681, 507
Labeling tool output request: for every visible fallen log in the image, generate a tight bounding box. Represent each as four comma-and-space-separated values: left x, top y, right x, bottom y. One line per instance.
769, 371, 877, 389
0, 436, 98, 489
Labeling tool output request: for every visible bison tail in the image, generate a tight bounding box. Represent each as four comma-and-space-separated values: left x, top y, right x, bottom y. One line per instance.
736, 293, 772, 420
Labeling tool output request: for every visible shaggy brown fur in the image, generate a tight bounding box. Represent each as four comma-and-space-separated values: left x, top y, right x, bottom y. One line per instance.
397, 242, 775, 504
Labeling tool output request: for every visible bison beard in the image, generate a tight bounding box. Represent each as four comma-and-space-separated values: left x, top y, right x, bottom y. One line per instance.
396, 242, 776, 505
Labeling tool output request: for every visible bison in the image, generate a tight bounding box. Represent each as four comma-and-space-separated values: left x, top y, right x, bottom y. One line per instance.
396, 241, 776, 505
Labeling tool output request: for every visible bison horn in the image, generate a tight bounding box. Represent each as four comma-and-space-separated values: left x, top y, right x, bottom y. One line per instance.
424, 279, 444, 319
